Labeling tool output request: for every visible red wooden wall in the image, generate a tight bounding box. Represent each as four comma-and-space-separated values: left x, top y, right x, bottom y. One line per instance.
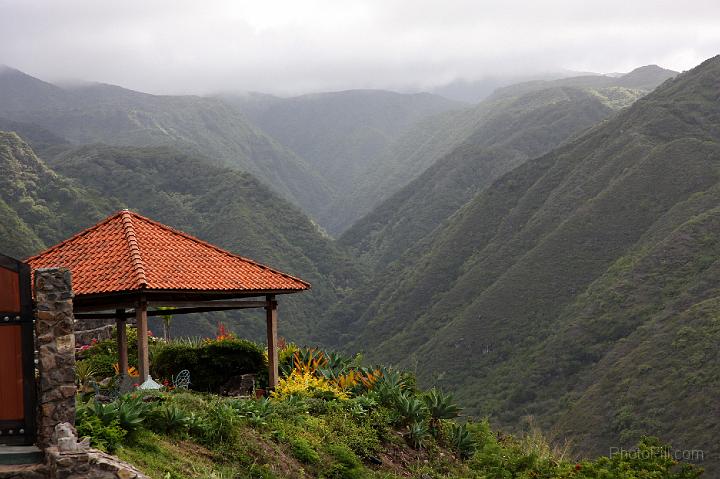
0, 267, 20, 312
0, 324, 24, 421
0, 265, 24, 421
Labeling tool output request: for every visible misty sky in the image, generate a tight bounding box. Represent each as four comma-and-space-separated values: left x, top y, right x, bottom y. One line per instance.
1, 0, 719, 96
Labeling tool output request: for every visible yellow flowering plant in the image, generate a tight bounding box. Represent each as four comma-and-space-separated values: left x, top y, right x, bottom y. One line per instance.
272, 369, 349, 400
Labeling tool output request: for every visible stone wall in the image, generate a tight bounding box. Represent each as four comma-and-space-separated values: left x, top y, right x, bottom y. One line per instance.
74, 325, 113, 347
23, 269, 148, 479
34, 269, 76, 449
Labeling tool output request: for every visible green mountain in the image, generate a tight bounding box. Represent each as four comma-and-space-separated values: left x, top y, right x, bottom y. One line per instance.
228, 89, 463, 234
0, 67, 333, 219
331, 56, 720, 473
0, 131, 116, 258
339, 87, 621, 269
0, 132, 362, 341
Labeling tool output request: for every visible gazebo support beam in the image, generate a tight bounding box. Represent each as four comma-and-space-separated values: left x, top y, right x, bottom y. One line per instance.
136, 296, 150, 383
265, 294, 279, 390
116, 308, 128, 379
74, 301, 271, 320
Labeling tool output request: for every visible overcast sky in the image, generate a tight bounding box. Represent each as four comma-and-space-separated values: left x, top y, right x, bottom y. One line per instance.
1, 0, 719, 95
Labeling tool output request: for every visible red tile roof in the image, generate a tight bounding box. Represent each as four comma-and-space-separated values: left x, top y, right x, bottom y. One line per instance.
27, 210, 310, 295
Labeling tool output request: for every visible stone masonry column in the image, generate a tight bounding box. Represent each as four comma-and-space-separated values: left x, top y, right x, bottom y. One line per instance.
34, 268, 77, 449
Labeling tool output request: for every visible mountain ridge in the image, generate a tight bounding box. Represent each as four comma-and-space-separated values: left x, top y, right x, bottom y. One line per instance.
0, 67, 335, 221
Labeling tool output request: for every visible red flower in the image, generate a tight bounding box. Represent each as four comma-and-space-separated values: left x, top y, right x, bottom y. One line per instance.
575, 463, 582, 471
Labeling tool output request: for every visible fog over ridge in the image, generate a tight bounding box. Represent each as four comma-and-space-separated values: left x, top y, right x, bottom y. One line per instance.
0, 0, 718, 95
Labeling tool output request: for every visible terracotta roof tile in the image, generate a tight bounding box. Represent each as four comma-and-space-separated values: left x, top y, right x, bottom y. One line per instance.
27, 210, 310, 296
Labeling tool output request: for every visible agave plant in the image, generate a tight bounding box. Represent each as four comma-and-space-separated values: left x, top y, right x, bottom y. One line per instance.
448, 423, 476, 458
152, 403, 191, 435
406, 421, 431, 449
75, 360, 99, 393
293, 348, 327, 374
114, 395, 151, 432
356, 367, 382, 390
424, 388, 461, 433
80, 398, 118, 426
323, 351, 353, 373
395, 392, 428, 426
372, 368, 410, 406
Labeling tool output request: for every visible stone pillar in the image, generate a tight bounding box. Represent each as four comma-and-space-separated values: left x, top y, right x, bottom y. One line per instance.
34, 268, 76, 449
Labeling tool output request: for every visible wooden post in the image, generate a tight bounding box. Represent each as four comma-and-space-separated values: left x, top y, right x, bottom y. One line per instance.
136, 296, 149, 383
116, 308, 128, 378
265, 295, 278, 389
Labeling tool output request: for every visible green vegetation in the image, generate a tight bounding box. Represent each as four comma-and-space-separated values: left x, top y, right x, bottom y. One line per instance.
74, 341, 701, 478
43, 142, 363, 340
0, 131, 118, 258
487, 65, 677, 100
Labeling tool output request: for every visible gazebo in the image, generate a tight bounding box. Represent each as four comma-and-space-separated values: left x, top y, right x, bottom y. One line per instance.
27, 210, 310, 388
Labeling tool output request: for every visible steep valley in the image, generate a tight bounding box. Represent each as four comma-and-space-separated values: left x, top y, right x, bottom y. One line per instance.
331, 56, 720, 473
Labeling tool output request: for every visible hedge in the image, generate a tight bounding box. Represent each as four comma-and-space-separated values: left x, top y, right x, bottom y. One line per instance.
152, 338, 266, 392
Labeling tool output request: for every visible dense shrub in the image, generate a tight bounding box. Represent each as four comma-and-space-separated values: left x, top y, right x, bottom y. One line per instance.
196, 400, 241, 445
79, 339, 125, 379
152, 338, 265, 392
77, 327, 142, 379
147, 403, 192, 436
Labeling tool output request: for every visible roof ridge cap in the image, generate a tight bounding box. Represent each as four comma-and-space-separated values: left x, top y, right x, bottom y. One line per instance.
120, 210, 149, 289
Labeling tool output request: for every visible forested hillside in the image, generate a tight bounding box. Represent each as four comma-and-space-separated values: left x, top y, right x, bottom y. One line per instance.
329, 56, 720, 474
340, 88, 622, 269
0, 131, 117, 257
0, 132, 362, 342
0, 66, 333, 219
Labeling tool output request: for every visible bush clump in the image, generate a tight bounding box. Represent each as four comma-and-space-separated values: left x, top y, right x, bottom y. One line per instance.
152, 338, 265, 392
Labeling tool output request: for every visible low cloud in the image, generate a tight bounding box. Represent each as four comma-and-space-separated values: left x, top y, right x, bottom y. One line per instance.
0, 0, 718, 95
